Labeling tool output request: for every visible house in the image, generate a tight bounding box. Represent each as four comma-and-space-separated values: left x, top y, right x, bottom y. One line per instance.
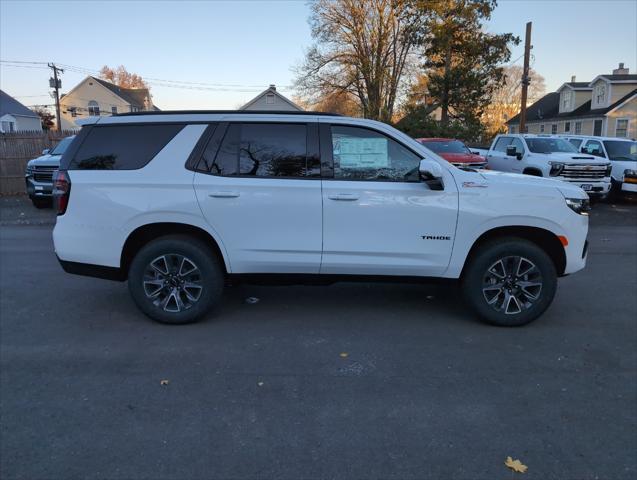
59, 76, 158, 130
507, 63, 637, 139
0, 89, 42, 133
240, 85, 303, 111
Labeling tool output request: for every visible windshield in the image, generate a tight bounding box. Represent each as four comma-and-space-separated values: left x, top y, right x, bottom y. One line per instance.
524, 137, 578, 154
421, 140, 470, 154
603, 140, 637, 161
50, 136, 75, 155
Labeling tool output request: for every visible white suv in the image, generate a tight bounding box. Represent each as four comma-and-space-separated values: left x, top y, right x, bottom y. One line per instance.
486, 134, 612, 197
53, 111, 590, 327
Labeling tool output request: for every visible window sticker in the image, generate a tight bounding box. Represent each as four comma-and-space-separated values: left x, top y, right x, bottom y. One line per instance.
334, 136, 388, 169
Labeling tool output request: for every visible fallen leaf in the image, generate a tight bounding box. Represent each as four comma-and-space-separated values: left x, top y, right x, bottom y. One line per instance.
245, 297, 260, 304
160, 379, 169, 386
257, 381, 264, 387
339, 352, 349, 358
505, 456, 527, 473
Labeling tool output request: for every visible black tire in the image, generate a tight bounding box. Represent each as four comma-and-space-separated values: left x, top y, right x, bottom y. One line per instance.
31, 197, 51, 209
128, 235, 224, 324
461, 237, 557, 327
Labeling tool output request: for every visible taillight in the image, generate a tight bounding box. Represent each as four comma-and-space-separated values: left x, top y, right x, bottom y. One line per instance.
52, 170, 71, 215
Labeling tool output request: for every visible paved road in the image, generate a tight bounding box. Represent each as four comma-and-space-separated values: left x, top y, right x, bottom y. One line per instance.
1, 202, 636, 479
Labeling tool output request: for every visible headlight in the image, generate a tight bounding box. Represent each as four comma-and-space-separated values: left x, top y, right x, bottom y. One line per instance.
605, 164, 612, 176
565, 197, 590, 215
549, 161, 564, 176
624, 169, 637, 177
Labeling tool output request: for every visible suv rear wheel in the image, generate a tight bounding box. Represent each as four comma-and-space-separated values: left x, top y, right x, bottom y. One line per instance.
128, 235, 224, 324
461, 238, 557, 326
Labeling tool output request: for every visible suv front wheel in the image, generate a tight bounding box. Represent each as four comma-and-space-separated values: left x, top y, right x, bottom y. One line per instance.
128, 235, 224, 324
461, 238, 557, 326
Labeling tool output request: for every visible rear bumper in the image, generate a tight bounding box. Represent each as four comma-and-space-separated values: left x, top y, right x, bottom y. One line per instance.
57, 256, 125, 281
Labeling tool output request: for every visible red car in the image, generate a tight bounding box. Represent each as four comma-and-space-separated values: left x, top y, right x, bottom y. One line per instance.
416, 138, 487, 169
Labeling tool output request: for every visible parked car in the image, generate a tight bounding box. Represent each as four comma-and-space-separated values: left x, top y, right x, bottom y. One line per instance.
485, 134, 612, 198
25, 135, 75, 208
561, 135, 637, 198
416, 138, 487, 169
53, 111, 590, 327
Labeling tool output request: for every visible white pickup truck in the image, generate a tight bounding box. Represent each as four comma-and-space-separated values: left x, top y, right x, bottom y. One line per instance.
486, 134, 612, 197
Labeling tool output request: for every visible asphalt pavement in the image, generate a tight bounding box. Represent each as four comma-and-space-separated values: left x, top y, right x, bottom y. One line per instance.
1, 196, 636, 479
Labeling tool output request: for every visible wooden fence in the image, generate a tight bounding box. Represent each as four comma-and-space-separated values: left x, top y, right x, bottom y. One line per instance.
0, 130, 76, 195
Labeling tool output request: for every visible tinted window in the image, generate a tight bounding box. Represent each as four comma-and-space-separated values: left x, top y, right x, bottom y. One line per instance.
50, 136, 75, 155
210, 123, 311, 178
603, 140, 637, 161
331, 126, 421, 181
69, 124, 183, 170
524, 137, 577, 154
493, 137, 512, 152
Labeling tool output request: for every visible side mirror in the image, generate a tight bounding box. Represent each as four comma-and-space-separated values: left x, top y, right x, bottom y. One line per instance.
419, 159, 444, 190
42, 149, 50, 155
471, 151, 479, 155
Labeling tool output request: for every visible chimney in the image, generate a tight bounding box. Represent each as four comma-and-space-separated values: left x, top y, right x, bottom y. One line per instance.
612, 62, 629, 75
571, 75, 576, 82
269, 84, 276, 91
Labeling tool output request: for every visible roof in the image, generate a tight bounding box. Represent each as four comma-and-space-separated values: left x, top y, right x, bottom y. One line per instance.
557, 81, 592, 92
589, 74, 637, 85
508, 89, 637, 124
507, 92, 560, 124
91, 77, 154, 109
0, 89, 39, 118
114, 109, 341, 117
240, 86, 303, 111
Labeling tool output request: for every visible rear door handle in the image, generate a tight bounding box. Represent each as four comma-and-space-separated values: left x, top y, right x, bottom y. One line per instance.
328, 193, 359, 201
209, 191, 240, 198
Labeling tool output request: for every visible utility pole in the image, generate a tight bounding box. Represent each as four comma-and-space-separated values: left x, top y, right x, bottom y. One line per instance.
48, 63, 64, 131
518, 21, 532, 134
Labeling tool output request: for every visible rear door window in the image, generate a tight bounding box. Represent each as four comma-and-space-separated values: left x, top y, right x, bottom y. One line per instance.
67, 124, 184, 170
208, 123, 318, 178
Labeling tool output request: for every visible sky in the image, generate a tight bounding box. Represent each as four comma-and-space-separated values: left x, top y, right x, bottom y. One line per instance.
1, 0, 636, 111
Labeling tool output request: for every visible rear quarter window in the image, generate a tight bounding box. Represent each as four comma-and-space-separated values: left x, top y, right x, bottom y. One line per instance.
66, 124, 184, 170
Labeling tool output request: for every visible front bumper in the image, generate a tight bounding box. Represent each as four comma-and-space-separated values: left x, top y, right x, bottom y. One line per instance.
558, 179, 611, 197
25, 175, 53, 198
622, 176, 637, 193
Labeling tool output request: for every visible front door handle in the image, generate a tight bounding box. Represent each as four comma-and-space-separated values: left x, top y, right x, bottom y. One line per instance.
209, 191, 240, 198
328, 193, 359, 201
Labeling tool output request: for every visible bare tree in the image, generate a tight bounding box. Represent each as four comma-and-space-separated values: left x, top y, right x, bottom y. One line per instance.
295, 0, 424, 123
99, 65, 149, 89
483, 65, 546, 136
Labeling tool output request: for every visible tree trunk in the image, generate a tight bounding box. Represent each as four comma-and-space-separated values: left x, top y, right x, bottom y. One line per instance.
440, 45, 452, 126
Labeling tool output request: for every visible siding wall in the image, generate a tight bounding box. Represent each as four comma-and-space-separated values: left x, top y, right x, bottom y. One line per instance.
606, 98, 637, 138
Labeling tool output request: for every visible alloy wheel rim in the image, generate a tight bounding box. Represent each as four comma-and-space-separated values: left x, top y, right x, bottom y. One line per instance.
482, 256, 543, 315
142, 254, 203, 312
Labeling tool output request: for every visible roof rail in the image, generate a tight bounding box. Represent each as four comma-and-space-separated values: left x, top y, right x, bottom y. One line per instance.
114, 110, 344, 117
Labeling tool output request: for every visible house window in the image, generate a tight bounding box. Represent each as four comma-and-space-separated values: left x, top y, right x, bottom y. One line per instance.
265, 94, 275, 105
130, 106, 139, 112
69, 107, 77, 118
1, 121, 15, 133
595, 83, 606, 104
551, 124, 558, 134
565, 122, 571, 133
561, 91, 571, 110
87, 100, 100, 116
575, 121, 582, 135
615, 119, 629, 138
539, 124, 545, 133
111, 106, 118, 115
510, 126, 516, 133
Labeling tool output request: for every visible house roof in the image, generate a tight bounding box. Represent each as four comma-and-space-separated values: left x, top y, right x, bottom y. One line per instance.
589, 74, 637, 85
508, 88, 637, 124
91, 77, 155, 108
240, 85, 303, 111
0, 89, 39, 118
